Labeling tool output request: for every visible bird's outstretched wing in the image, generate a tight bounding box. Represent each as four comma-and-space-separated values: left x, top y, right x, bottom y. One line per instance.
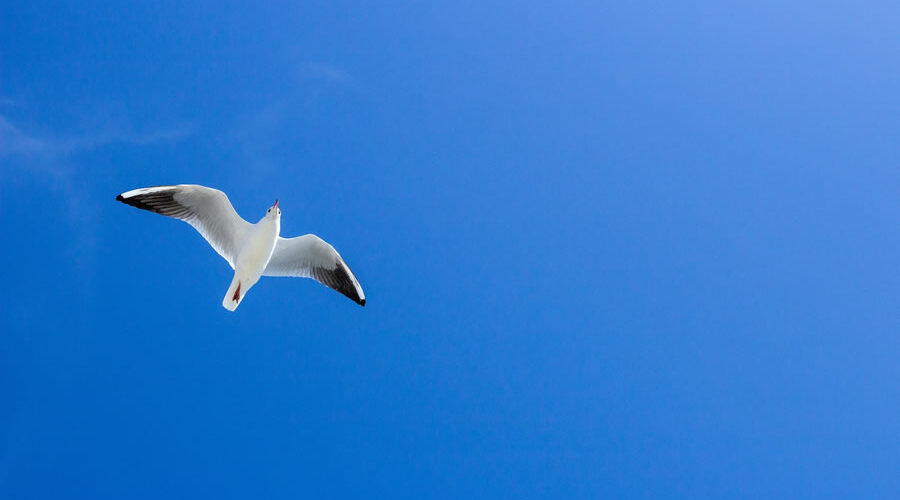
116, 185, 252, 268
263, 234, 366, 306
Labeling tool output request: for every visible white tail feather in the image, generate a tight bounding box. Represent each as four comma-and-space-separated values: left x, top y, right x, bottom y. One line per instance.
223, 275, 242, 311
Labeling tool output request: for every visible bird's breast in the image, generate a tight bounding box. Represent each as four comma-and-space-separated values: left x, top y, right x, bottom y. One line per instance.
235, 224, 279, 276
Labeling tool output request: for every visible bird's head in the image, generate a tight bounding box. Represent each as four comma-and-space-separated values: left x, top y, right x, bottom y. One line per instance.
265, 199, 281, 220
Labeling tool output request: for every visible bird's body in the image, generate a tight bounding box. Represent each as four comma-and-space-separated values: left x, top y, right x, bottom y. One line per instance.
223, 209, 280, 311
116, 184, 365, 311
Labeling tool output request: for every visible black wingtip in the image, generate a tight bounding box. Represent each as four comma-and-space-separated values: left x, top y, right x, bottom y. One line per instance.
360, 298, 366, 307
115, 193, 125, 202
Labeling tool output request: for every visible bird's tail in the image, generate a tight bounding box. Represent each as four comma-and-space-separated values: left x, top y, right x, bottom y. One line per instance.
223, 274, 242, 311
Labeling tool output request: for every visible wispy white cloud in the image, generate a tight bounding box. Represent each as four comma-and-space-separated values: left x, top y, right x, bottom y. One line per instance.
228, 101, 284, 173
299, 62, 354, 87
56, 124, 194, 153
0, 108, 194, 316
0, 96, 23, 108
224, 61, 360, 193
0, 116, 46, 157
228, 62, 354, 182
0, 114, 193, 159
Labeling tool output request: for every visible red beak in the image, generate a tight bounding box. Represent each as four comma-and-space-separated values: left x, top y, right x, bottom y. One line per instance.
274, 199, 279, 208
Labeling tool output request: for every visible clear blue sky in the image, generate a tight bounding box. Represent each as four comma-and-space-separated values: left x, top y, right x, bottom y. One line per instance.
2, 1, 899, 498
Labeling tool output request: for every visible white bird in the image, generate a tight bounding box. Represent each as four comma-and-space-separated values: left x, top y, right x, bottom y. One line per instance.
117, 184, 366, 311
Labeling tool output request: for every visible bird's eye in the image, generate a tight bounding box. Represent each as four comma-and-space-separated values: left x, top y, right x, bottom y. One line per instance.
277, 210, 281, 215
267, 208, 271, 213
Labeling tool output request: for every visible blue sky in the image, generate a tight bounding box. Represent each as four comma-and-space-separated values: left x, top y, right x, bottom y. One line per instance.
2, 1, 899, 498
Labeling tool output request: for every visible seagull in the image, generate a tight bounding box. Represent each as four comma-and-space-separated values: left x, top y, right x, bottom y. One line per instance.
116, 184, 365, 311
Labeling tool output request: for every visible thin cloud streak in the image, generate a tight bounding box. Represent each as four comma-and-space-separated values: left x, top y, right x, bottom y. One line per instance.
0, 116, 46, 157
0, 114, 193, 159
0, 111, 194, 317
299, 62, 354, 87
0, 97, 23, 107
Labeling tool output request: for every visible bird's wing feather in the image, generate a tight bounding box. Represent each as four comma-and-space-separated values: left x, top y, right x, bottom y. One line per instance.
263, 234, 366, 306
116, 185, 252, 267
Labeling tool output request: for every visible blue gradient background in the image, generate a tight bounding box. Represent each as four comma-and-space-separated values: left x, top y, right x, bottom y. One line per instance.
2, 1, 899, 498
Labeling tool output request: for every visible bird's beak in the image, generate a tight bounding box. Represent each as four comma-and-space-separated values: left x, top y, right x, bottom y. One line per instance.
274, 199, 279, 209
